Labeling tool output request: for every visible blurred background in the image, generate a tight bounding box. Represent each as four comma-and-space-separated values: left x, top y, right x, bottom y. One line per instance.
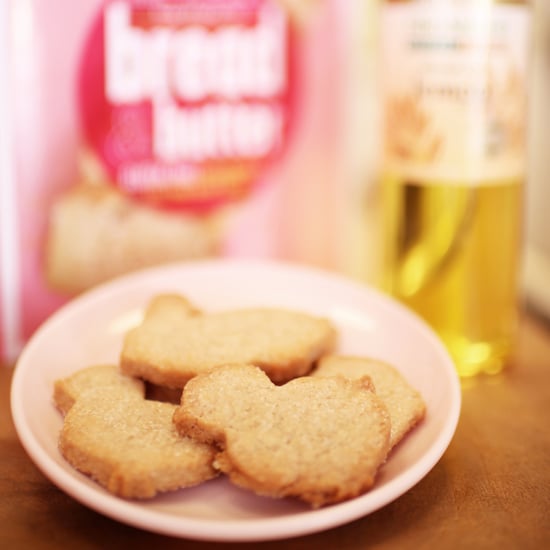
0, 0, 548, 361
525, 0, 550, 320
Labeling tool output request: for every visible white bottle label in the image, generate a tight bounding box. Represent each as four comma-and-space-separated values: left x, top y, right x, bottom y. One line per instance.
382, 1, 530, 184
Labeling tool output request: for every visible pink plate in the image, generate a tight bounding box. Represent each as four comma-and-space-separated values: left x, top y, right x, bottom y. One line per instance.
11, 259, 460, 542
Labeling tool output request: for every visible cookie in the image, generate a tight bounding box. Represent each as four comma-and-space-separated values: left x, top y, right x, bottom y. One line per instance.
53, 364, 145, 416
312, 355, 426, 449
59, 388, 217, 499
173, 364, 391, 507
121, 295, 337, 387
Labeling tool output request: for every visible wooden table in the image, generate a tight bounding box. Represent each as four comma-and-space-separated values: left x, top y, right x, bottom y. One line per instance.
1, 310, 549, 550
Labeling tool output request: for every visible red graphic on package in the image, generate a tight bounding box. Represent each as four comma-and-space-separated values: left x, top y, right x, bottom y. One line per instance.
78, 0, 294, 209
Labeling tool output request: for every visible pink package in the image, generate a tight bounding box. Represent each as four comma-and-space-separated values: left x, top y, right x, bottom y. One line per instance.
0, 0, 362, 362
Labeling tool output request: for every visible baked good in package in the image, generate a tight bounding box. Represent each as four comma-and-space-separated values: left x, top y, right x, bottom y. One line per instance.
45, 184, 218, 294
53, 293, 426, 506
44, 0, 293, 295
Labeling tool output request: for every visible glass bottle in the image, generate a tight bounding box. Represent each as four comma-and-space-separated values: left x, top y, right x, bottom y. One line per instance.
379, 0, 532, 376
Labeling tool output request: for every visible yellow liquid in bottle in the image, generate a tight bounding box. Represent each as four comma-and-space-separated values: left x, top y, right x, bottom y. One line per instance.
382, 175, 522, 377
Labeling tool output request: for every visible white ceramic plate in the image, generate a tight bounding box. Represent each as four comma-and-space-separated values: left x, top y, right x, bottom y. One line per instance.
11, 259, 460, 542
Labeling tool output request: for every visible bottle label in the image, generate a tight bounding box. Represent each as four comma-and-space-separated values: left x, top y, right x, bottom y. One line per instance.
381, 1, 530, 184
78, 0, 294, 209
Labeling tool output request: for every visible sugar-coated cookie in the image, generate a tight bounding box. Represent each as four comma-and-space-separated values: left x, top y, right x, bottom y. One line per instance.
53, 364, 145, 416
312, 355, 426, 449
121, 294, 337, 388
59, 388, 217, 499
173, 364, 391, 507
54, 364, 217, 499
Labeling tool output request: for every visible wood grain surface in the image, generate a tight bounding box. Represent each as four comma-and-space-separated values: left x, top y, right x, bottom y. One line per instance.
1, 311, 549, 550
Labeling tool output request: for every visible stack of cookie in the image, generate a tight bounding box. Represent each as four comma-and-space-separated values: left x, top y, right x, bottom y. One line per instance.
53, 294, 426, 507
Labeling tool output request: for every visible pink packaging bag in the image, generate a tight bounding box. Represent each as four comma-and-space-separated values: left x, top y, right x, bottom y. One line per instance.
0, 0, 362, 362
